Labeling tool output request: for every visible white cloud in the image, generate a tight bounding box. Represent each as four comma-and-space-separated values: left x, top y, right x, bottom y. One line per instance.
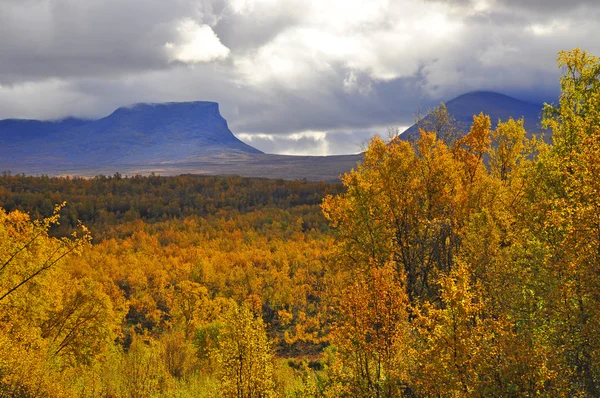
0, 79, 98, 120
343, 71, 372, 94
527, 20, 570, 36
238, 130, 330, 155
165, 18, 230, 63
229, 0, 283, 14
237, 133, 275, 141
237, 127, 405, 156
231, 0, 464, 91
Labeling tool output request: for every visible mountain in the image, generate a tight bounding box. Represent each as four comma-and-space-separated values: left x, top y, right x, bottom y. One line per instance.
0, 101, 262, 167
0, 92, 549, 181
0, 117, 88, 142
401, 91, 546, 140
0, 101, 360, 181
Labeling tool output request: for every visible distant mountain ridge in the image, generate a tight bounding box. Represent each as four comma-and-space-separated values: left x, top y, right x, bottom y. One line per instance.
401, 91, 546, 140
0, 92, 550, 181
0, 101, 262, 168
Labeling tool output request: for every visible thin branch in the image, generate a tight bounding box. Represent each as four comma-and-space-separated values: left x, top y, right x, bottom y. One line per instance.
0, 241, 80, 302
0, 229, 45, 274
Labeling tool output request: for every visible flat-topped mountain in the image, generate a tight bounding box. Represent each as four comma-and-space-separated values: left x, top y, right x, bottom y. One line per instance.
402, 91, 545, 140
67, 101, 263, 163
0, 101, 262, 167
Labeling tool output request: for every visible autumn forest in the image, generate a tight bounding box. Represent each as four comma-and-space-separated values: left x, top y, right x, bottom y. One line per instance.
2, 49, 600, 397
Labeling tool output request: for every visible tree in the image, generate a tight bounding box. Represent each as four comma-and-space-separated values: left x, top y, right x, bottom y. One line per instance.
533, 48, 600, 395
331, 262, 412, 397
0, 204, 94, 395
412, 102, 465, 145
323, 131, 464, 304
212, 301, 275, 398
0, 203, 90, 303
322, 99, 554, 395
489, 117, 532, 182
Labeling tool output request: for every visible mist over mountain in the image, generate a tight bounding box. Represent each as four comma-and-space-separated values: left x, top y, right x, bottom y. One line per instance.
401, 91, 546, 140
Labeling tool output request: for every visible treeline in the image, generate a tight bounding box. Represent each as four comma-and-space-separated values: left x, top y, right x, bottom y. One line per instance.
0, 174, 341, 239
1, 48, 600, 397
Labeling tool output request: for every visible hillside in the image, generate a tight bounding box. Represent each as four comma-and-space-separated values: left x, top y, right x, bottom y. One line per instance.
401, 91, 545, 140
0, 101, 262, 166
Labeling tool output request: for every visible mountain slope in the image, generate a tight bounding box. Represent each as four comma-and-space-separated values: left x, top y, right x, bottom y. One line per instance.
61, 101, 263, 164
0, 101, 262, 167
0, 118, 88, 143
401, 91, 545, 140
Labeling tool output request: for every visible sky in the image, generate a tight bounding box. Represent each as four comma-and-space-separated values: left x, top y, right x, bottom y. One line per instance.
1, 0, 599, 155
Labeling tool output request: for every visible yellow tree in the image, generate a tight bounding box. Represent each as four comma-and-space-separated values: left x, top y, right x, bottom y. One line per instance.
412, 261, 485, 395
0, 204, 92, 396
454, 113, 492, 184
323, 130, 464, 304
489, 117, 533, 182
533, 48, 600, 395
322, 103, 562, 395
331, 262, 412, 397
412, 102, 465, 145
121, 335, 171, 398
212, 300, 275, 398
170, 280, 211, 339
0, 203, 90, 303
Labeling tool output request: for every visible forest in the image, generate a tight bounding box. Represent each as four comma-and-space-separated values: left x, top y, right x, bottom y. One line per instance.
1, 48, 600, 397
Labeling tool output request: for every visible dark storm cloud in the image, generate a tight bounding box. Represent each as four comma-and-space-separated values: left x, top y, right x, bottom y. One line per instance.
0, 0, 230, 83
1, 0, 599, 154
211, 3, 302, 51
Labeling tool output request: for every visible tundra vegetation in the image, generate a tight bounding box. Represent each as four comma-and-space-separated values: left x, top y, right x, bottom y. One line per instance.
1, 48, 600, 397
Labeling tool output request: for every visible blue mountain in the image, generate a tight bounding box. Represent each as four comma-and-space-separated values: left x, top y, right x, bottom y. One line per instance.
0, 101, 262, 167
0, 117, 88, 143
401, 91, 546, 140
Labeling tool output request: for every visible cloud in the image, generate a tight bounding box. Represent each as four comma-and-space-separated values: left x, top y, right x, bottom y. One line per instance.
1, 0, 600, 154
237, 126, 404, 155
231, 0, 464, 89
165, 19, 230, 63
238, 131, 330, 155
0, 80, 97, 120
